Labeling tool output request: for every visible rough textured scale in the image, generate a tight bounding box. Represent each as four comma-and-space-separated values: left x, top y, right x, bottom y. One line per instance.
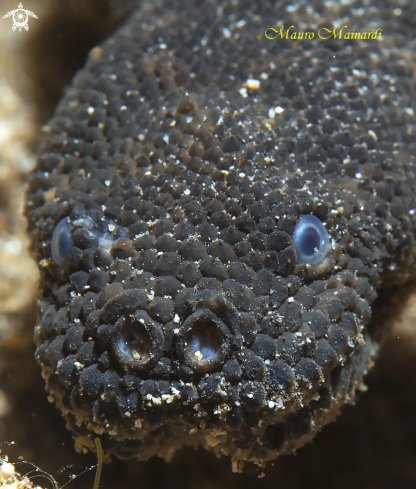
25, 0, 416, 464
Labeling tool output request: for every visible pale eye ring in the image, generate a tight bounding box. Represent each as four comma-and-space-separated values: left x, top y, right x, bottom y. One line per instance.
292, 214, 330, 265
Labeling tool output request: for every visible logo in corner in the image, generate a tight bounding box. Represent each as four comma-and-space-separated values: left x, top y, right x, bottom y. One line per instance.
3, 3, 38, 32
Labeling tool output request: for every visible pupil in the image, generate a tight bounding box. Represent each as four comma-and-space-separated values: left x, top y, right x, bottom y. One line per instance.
58, 229, 73, 257
301, 227, 321, 256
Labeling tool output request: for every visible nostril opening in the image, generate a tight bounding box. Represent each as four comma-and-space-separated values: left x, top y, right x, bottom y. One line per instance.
118, 317, 153, 362
178, 308, 231, 373
186, 317, 223, 362
113, 310, 164, 371
51, 217, 74, 266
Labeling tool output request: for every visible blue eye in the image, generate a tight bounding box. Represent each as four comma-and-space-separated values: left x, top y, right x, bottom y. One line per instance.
292, 214, 330, 265
51, 217, 74, 266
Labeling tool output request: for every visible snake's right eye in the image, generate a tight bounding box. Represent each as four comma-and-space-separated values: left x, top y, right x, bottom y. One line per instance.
51, 217, 74, 266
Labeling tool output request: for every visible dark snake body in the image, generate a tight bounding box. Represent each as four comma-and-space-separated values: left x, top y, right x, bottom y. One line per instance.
25, 0, 416, 463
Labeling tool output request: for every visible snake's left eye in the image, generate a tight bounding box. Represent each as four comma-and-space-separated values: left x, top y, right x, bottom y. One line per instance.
292, 214, 330, 265
51, 217, 74, 266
